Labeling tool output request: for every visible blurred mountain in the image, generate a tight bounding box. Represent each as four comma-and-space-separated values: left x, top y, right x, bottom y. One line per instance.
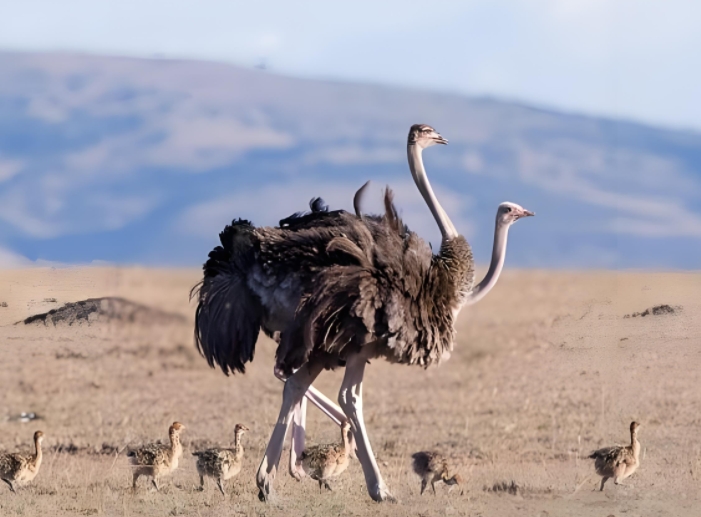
0, 51, 700, 268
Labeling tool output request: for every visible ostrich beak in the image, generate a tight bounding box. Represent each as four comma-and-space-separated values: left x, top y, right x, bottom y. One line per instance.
434, 134, 448, 145
521, 209, 535, 217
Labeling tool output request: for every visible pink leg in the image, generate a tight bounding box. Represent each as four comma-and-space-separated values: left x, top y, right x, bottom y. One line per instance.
338, 352, 394, 502
288, 396, 307, 480
274, 367, 357, 459
274, 366, 346, 424
256, 362, 322, 501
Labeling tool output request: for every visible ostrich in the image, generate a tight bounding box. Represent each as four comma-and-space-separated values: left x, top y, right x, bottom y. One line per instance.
127, 422, 185, 490
0, 430, 44, 493
193, 123, 534, 502
193, 423, 250, 495
411, 450, 463, 495
589, 421, 642, 490
298, 420, 353, 492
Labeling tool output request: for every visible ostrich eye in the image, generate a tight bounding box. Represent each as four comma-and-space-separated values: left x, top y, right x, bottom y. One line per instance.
505, 207, 512, 213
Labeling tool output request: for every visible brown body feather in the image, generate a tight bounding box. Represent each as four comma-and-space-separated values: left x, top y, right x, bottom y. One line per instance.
411, 451, 462, 495
0, 431, 44, 493
194, 188, 474, 376
127, 422, 184, 490
299, 421, 353, 491
589, 422, 641, 490
193, 424, 248, 495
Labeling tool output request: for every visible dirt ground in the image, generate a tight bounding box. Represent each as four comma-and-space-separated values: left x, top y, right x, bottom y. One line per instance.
0, 267, 699, 516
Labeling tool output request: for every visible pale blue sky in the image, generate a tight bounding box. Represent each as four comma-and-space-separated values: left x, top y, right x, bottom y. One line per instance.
1, 0, 700, 130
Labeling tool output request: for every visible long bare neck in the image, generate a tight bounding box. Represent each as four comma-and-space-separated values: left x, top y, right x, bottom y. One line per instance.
464, 217, 510, 305
234, 431, 244, 456
407, 144, 458, 242
631, 430, 640, 457
170, 431, 181, 452
33, 438, 43, 466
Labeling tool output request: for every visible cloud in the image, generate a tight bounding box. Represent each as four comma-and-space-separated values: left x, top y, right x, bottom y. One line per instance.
177, 178, 474, 247
583, 186, 701, 237
302, 145, 403, 166
608, 217, 701, 238
516, 143, 701, 238
0, 158, 24, 183
0, 184, 161, 239
0, 246, 31, 268
65, 116, 294, 174
462, 150, 484, 174
145, 116, 294, 171
3, 0, 701, 130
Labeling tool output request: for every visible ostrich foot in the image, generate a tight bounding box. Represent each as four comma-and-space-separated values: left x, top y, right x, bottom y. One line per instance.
289, 463, 306, 481
364, 477, 396, 502
370, 484, 397, 503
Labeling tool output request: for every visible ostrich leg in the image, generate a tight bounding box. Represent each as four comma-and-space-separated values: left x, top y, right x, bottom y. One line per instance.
338, 352, 394, 502
288, 396, 307, 480
274, 366, 347, 425
274, 368, 358, 470
256, 361, 323, 501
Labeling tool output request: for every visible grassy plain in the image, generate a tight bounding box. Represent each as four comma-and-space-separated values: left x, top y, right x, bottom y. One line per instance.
0, 267, 699, 516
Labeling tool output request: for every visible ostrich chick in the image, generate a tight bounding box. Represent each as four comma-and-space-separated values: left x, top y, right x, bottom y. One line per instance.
193, 423, 250, 495
0, 431, 44, 493
589, 421, 642, 491
411, 451, 463, 495
127, 422, 185, 490
299, 420, 352, 492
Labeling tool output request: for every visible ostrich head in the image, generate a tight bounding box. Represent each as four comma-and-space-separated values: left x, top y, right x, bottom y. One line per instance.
34, 430, 44, 443
234, 423, 250, 434
630, 421, 641, 433
496, 202, 534, 226
408, 124, 448, 149
170, 422, 185, 434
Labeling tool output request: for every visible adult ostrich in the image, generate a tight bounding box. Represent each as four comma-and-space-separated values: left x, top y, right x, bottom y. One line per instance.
193, 124, 534, 502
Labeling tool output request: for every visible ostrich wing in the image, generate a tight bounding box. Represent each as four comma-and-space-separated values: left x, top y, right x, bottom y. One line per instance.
194, 219, 263, 375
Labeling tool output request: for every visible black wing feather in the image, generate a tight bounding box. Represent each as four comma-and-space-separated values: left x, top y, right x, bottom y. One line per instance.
193, 219, 262, 375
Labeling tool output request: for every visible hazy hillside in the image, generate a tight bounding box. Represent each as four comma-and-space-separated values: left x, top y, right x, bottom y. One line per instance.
0, 51, 700, 268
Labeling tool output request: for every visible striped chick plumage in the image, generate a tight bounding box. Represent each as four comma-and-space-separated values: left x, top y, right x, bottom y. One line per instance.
411, 450, 462, 495
0, 431, 44, 493
193, 423, 249, 495
299, 421, 352, 492
127, 422, 184, 490
589, 421, 642, 491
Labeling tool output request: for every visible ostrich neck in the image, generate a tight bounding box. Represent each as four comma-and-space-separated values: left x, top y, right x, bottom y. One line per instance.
464, 219, 510, 305
34, 439, 43, 466
631, 431, 640, 456
234, 432, 244, 457
407, 144, 458, 241
170, 432, 181, 453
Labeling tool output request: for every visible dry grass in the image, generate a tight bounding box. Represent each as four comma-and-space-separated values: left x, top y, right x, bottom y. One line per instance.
0, 267, 700, 516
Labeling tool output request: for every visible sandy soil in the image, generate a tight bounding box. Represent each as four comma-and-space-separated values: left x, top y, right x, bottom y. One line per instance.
0, 267, 699, 516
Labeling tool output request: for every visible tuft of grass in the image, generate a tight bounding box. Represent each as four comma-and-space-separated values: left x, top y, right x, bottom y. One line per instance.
486, 480, 521, 495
